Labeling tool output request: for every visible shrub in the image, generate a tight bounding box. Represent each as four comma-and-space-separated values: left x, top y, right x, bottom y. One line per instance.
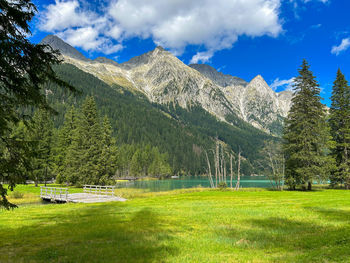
11, 191, 24, 199
218, 182, 227, 189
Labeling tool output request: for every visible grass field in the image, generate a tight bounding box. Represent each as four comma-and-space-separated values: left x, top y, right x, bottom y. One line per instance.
1, 185, 350, 262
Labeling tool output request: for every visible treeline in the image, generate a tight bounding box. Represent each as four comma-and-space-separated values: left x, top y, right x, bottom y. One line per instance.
283, 60, 350, 190
13, 97, 171, 186
117, 144, 171, 178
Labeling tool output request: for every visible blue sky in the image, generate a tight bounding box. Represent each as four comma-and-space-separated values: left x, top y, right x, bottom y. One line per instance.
29, 0, 350, 106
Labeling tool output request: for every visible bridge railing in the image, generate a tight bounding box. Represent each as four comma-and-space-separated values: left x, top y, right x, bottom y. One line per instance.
40, 186, 69, 201
83, 185, 115, 197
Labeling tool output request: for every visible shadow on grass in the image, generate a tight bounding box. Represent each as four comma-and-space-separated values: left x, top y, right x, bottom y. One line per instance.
218, 212, 350, 262
304, 206, 350, 223
2, 204, 178, 263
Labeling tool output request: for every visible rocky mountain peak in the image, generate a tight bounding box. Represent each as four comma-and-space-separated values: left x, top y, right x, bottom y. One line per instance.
40, 35, 89, 62
248, 75, 274, 94
189, 63, 248, 87
250, 74, 265, 84
120, 46, 171, 70
155, 46, 165, 51
94, 57, 119, 66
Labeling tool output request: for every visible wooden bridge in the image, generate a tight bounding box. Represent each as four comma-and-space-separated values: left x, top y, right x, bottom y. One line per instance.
40, 185, 126, 203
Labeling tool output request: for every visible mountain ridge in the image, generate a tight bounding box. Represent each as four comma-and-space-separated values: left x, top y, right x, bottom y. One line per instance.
41, 35, 293, 135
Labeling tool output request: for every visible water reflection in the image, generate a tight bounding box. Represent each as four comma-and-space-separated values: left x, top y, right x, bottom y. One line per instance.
116, 176, 273, 192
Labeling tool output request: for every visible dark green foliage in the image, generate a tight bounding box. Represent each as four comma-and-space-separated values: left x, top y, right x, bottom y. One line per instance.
56, 97, 114, 185
52, 106, 78, 180
99, 116, 118, 183
283, 60, 334, 190
329, 69, 350, 189
28, 110, 54, 186
54, 97, 171, 185
0, 0, 75, 209
118, 144, 171, 178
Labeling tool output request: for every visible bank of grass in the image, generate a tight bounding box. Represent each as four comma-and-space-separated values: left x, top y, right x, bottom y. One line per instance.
4, 184, 84, 206
1, 186, 350, 262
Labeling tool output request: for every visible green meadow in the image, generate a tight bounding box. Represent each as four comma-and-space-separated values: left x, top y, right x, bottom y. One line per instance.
1, 186, 350, 262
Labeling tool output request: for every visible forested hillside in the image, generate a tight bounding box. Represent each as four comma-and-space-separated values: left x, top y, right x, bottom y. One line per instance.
45, 63, 274, 175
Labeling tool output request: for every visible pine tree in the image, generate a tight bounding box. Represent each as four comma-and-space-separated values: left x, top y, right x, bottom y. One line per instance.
329, 69, 350, 189
79, 96, 102, 184
130, 149, 143, 176
283, 60, 334, 190
0, 0, 75, 209
99, 116, 118, 184
29, 110, 54, 186
54, 106, 78, 184
148, 147, 171, 177
63, 116, 84, 185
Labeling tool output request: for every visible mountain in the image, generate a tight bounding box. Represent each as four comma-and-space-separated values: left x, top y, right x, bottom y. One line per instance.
45, 63, 272, 176
190, 66, 293, 135
56, 46, 237, 124
40, 35, 293, 135
189, 64, 248, 87
221, 75, 293, 134
41, 35, 90, 62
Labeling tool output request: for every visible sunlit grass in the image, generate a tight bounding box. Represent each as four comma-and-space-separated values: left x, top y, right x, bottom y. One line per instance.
1, 185, 350, 262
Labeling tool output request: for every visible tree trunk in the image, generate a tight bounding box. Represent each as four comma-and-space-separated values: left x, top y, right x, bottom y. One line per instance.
44, 167, 47, 187
308, 181, 312, 191
230, 154, 233, 189
205, 151, 214, 188
235, 150, 241, 190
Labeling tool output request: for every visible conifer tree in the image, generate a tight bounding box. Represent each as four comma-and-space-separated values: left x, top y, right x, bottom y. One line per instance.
54, 107, 78, 184
130, 149, 143, 176
0, 0, 75, 209
99, 116, 118, 184
79, 96, 102, 184
329, 69, 350, 189
283, 60, 334, 190
62, 116, 82, 185
29, 110, 54, 186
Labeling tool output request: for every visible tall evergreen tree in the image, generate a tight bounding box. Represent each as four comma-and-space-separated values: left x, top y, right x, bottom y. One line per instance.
283, 60, 334, 190
329, 69, 350, 189
0, 0, 75, 209
29, 110, 54, 186
99, 116, 118, 184
62, 114, 82, 185
79, 96, 102, 184
54, 106, 78, 184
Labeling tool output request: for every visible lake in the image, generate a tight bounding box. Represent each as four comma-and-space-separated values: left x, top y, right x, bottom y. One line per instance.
116, 176, 275, 191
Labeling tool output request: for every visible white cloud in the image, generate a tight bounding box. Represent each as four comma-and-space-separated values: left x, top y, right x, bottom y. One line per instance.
39, 0, 283, 56
303, 0, 329, 3
270, 77, 295, 91
331, 38, 350, 56
39, 0, 123, 55
39, 0, 94, 31
57, 27, 123, 54
108, 0, 282, 53
190, 51, 214, 64
310, 24, 322, 29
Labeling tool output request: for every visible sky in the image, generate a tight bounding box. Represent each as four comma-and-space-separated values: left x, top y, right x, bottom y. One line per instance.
29, 0, 350, 106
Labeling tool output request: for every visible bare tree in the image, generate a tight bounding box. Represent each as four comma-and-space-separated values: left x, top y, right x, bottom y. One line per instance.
235, 148, 242, 190
205, 138, 243, 189
258, 140, 285, 190
205, 151, 215, 188
230, 154, 234, 188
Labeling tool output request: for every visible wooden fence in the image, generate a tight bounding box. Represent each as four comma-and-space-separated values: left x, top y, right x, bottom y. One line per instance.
40, 186, 68, 202
83, 185, 115, 197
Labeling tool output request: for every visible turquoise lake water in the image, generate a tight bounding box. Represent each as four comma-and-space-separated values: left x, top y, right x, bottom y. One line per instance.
116, 176, 275, 191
